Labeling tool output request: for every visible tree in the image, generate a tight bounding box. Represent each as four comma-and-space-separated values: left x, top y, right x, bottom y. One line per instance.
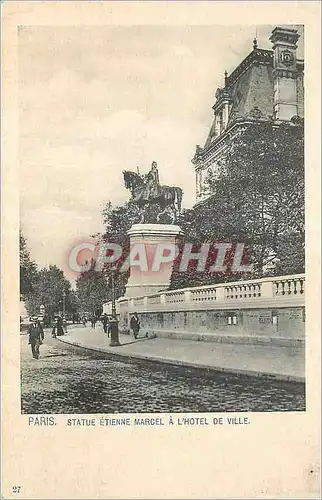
97, 120, 304, 295
20, 231, 38, 299
97, 200, 141, 299
76, 268, 111, 317
275, 230, 305, 275
169, 225, 252, 290
76, 201, 138, 309
102, 200, 140, 246
213, 120, 304, 275
67, 290, 82, 322
172, 120, 304, 286
24, 265, 72, 321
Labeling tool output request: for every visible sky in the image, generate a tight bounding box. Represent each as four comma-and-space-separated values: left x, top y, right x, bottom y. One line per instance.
19, 24, 304, 282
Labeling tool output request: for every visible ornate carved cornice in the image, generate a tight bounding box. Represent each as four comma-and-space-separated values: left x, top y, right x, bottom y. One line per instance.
272, 68, 298, 79
192, 115, 275, 168
269, 27, 300, 48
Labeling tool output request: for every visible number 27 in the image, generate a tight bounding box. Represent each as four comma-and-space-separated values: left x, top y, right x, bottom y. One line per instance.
12, 486, 21, 493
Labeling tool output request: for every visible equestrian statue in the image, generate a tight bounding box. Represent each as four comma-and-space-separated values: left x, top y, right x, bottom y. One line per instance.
123, 161, 183, 224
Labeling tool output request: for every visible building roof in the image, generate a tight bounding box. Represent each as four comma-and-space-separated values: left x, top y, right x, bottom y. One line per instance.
225, 47, 273, 90
204, 44, 303, 149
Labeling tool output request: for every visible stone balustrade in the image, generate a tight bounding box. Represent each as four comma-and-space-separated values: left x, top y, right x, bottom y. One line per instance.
113, 274, 304, 312
103, 274, 305, 315
103, 274, 305, 346
147, 294, 161, 305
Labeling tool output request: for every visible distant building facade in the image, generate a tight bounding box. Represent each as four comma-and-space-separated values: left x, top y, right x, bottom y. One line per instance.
192, 26, 304, 202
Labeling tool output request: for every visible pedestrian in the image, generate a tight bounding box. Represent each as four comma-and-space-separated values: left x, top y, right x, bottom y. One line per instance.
130, 312, 140, 339
82, 315, 87, 327
91, 316, 96, 328
56, 316, 65, 336
28, 317, 44, 359
102, 313, 109, 335
107, 316, 112, 337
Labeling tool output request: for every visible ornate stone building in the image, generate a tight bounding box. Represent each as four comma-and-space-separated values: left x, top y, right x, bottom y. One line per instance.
192, 26, 304, 202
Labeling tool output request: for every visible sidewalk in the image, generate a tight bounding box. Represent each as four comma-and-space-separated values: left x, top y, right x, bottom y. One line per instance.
57, 326, 305, 382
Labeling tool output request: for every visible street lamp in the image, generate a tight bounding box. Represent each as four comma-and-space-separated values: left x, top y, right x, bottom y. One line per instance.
62, 290, 66, 321
39, 304, 45, 326
109, 265, 120, 347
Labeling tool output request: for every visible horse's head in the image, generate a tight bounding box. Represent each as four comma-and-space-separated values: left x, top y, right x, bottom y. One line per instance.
123, 170, 144, 190
123, 170, 131, 189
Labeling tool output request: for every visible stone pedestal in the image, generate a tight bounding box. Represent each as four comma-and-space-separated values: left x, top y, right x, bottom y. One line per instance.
125, 223, 183, 298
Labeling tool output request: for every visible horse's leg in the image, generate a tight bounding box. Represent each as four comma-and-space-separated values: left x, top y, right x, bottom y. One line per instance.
169, 204, 176, 224
137, 204, 145, 223
156, 190, 170, 223
156, 204, 167, 223
139, 208, 145, 223
156, 200, 165, 222
165, 189, 176, 223
157, 205, 175, 224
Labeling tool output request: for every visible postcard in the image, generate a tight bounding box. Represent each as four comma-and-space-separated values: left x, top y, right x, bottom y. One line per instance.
1, 1, 321, 498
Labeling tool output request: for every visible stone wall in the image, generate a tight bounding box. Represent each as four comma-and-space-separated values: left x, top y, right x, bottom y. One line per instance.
135, 307, 305, 346
104, 274, 305, 346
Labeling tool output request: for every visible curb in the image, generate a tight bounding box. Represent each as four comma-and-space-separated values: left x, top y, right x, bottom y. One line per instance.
147, 330, 304, 348
56, 336, 305, 384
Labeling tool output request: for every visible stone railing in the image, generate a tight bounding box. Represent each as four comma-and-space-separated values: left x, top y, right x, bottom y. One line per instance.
273, 276, 305, 296
165, 291, 185, 304
147, 294, 162, 305
104, 274, 305, 315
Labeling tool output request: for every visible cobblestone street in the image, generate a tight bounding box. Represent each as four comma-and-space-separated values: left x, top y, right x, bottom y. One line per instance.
21, 333, 305, 414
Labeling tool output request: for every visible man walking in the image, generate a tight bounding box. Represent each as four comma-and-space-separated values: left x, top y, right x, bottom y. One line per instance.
130, 312, 140, 339
28, 317, 44, 359
102, 313, 109, 335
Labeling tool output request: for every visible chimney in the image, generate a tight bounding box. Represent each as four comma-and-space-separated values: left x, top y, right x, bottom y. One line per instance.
270, 26, 300, 120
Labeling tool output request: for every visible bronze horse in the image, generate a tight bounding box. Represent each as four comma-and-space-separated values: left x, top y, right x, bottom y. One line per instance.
123, 170, 183, 223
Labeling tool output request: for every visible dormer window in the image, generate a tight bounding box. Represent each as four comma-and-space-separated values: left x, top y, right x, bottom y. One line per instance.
212, 87, 232, 139
214, 107, 228, 137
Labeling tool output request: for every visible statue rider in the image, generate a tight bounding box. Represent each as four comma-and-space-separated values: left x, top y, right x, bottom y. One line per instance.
123, 161, 182, 223
143, 161, 161, 200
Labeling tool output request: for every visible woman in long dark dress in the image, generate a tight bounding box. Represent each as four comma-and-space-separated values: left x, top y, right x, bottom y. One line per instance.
56, 316, 65, 336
